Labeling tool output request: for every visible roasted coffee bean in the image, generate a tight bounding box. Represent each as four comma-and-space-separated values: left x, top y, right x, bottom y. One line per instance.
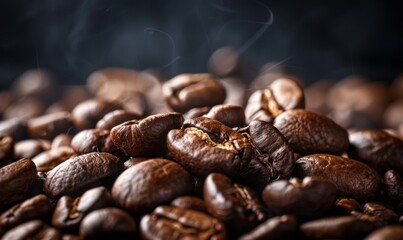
71, 129, 120, 156
295, 154, 381, 200
71, 99, 123, 131
167, 117, 252, 177
111, 112, 183, 157
2, 220, 62, 240
27, 112, 75, 140
262, 177, 336, 218
79, 208, 136, 240
0, 194, 50, 234
245, 78, 305, 123
348, 129, 403, 175
52, 187, 113, 231
44, 152, 124, 199
364, 203, 399, 224
365, 225, 403, 240
0, 118, 27, 142
350, 210, 386, 228
12, 69, 57, 102
0, 135, 14, 168
51, 134, 72, 148
203, 104, 246, 128
0, 158, 37, 208
203, 173, 267, 231
3, 97, 46, 120
238, 215, 297, 240
140, 206, 227, 240
14, 139, 51, 159
274, 109, 349, 155
32, 146, 76, 172
62, 234, 82, 240
383, 170, 403, 209
300, 215, 375, 240
237, 120, 294, 189
123, 157, 148, 169
184, 106, 211, 119
171, 196, 207, 213
112, 158, 194, 214
162, 73, 226, 113
95, 109, 141, 130
334, 198, 362, 213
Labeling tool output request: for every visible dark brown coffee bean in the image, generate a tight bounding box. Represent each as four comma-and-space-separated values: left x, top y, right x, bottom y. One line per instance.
203, 173, 267, 231
171, 196, 207, 213
365, 225, 403, 240
14, 139, 51, 160
262, 177, 336, 218
184, 106, 211, 119
79, 208, 136, 240
27, 112, 75, 140
384, 170, 403, 209
0, 158, 37, 208
348, 129, 403, 175
62, 234, 82, 240
300, 215, 375, 240
112, 158, 194, 214
167, 117, 252, 177
3, 97, 46, 120
52, 187, 113, 231
364, 202, 399, 224
0, 135, 14, 168
0, 194, 50, 234
295, 154, 381, 200
204, 104, 246, 128
32, 146, 76, 172
335, 198, 362, 213
245, 78, 305, 123
238, 215, 297, 240
123, 157, 149, 169
162, 73, 226, 113
44, 152, 124, 199
51, 134, 72, 149
95, 109, 141, 130
273, 109, 349, 155
140, 206, 227, 240
71, 99, 123, 131
111, 112, 183, 157
0, 118, 27, 142
70, 129, 120, 156
2, 220, 62, 240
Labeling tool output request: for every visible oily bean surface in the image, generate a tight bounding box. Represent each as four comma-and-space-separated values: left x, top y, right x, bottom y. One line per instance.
204, 104, 246, 128
383, 170, 403, 209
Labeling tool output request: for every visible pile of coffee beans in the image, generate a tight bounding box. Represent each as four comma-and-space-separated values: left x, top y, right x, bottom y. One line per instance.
0, 66, 403, 240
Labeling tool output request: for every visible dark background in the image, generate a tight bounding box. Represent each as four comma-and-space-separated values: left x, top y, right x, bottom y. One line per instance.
1, 0, 403, 89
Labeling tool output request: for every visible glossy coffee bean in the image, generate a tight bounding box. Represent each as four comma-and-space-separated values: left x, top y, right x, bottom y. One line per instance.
363, 203, 399, 224
32, 146, 76, 172
365, 225, 403, 240
51, 134, 72, 148
0, 194, 50, 234
295, 154, 381, 200
262, 177, 336, 218
2, 220, 62, 240
184, 106, 210, 119
14, 139, 51, 159
0, 118, 27, 142
71, 99, 123, 130
44, 152, 124, 199
0, 135, 14, 168
140, 206, 227, 240
111, 112, 183, 157
27, 112, 75, 140
112, 158, 194, 214
348, 129, 403, 175
238, 215, 297, 240
334, 198, 362, 213
167, 117, 252, 177
123, 157, 149, 169
95, 109, 141, 130
274, 109, 349, 155
162, 73, 226, 113
203, 173, 267, 231
71, 129, 121, 156
80, 208, 137, 240
204, 104, 246, 128
0, 158, 37, 208
383, 170, 403, 209
245, 78, 305, 123
171, 196, 207, 213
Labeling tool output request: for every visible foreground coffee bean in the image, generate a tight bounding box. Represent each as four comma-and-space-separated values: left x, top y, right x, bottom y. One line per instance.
203, 104, 246, 128
383, 170, 403, 209
2, 220, 62, 240
0, 135, 14, 168
167, 117, 252, 177
162, 73, 226, 113
44, 152, 124, 198
365, 225, 403, 240
27, 112, 75, 140
0, 158, 37, 208
274, 109, 349, 155
295, 154, 381, 200
95, 109, 141, 130
111, 112, 183, 157
32, 146, 76, 172
79, 208, 136, 240
140, 206, 227, 240
262, 177, 336, 218
112, 158, 194, 214
348, 129, 403, 175
203, 173, 267, 231
238, 215, 297, 240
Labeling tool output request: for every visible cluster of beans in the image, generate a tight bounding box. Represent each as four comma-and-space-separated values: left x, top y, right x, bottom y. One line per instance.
0, 66, 402, 240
